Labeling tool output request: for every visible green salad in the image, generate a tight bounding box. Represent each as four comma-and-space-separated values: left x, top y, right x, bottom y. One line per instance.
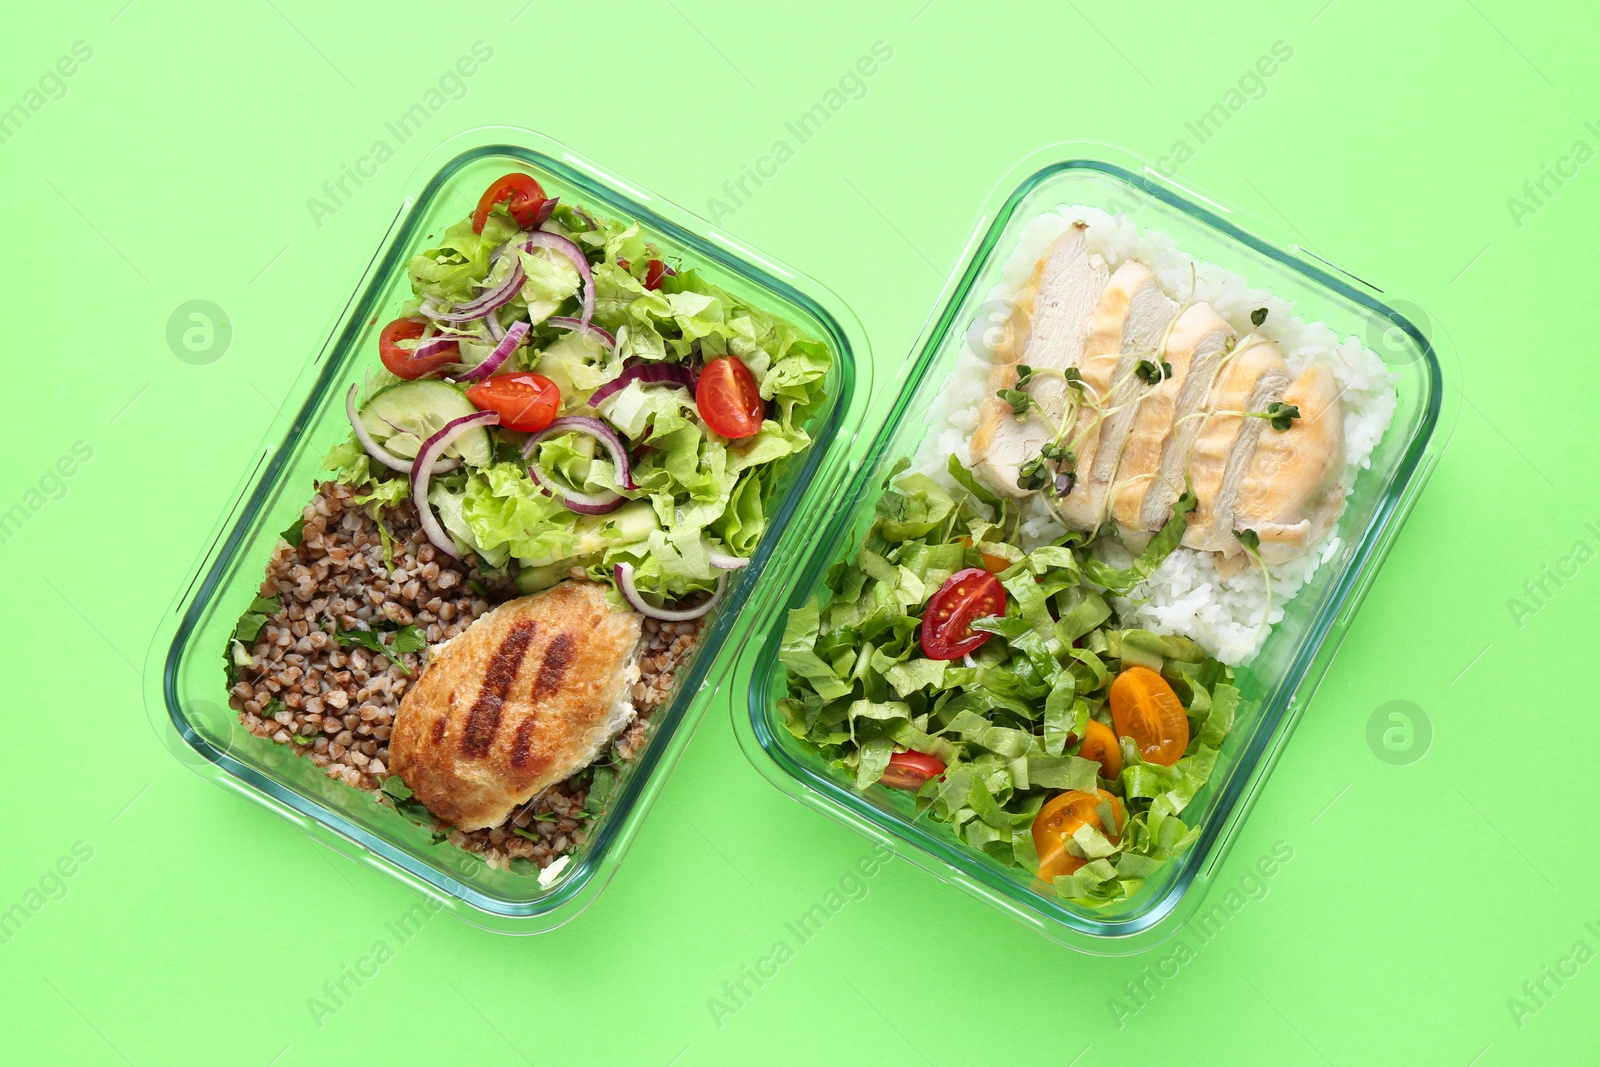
778, 457, 1238, 906
325, 172, 831, 608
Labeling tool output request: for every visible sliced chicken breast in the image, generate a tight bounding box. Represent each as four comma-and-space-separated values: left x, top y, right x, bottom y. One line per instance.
1137, 310, 1238, 531
1053, 261, 1178, 531
390, 581, 643, 831
970, 223, 1109, 497
1108, 302, 1232, 541
1229, 362, 1346, 566
1178, 338, 1291, 553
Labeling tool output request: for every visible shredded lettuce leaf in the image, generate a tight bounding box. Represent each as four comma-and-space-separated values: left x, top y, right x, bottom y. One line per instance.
779, 460, 1236, 908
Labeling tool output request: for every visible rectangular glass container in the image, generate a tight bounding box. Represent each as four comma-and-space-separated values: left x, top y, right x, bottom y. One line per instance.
729, 148, 1449, 953
142, 129, 874, 934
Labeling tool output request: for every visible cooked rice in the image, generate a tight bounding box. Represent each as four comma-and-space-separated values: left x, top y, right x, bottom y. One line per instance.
912, 205, 1398, 663
227, 481, 701, 872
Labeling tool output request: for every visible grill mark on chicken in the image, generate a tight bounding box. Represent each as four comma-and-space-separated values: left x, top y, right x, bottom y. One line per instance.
508, 631, 577, 770
531, 631, 576, 698
459, 620, 538, 759
509, 717, 548, 773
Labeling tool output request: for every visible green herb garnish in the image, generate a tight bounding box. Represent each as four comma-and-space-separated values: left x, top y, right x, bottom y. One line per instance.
1016, 456, 1051, 491
1134, 359, 1172, 384
997, 387, 1038, 418
1265, 402, 1300, 431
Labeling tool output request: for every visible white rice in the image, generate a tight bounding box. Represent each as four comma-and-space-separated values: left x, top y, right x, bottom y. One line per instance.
911, 205, 1397, 664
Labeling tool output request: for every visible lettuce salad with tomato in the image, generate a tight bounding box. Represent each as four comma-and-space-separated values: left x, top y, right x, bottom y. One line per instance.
778, 458, 1238, 906
323, 172, 830, 614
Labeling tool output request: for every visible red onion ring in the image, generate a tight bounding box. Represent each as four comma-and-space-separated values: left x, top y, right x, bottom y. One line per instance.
535, 197, 558, 226
484, 310, 506, 342
527, 467, 624, 515
588, 361, 697, 408
457, 320, 528, 383
410, 411, 499, 559
522, 415, 638, 491
428, 273, 523, 323
613, 562, 725, 622
546, 315, 616, 352
344, 384, 459, 475
520, 232, 595, 328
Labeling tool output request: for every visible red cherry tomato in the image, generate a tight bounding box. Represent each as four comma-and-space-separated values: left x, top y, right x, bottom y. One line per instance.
472, 173, 546, 234
465, 372, 562, 433
879, 751, 946, 791
643, 259, 667, 290
920, 568, 1007, 660
695, 356, 764, 439
378, 318, 459, 380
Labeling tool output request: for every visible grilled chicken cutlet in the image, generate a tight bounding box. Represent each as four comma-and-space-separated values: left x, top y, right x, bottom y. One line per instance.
391, 581, 644, 831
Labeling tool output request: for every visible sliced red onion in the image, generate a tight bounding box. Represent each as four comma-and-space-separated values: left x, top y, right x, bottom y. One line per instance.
527, 466, 624, 514
588, 362, 697, 408
569, 206, 598, 232
344, 384, 459, 475
707, 550, 749, 570
535, 197, 558, 226
614, 562, 726, 622
523, 415, 638, 491
411, 328, 461, 362
458, 320, 528, 382
520, 232, 595, 328
410, 411, 499, 559
426, 262, 525, 323
484, 310, 505, 342
546, 315, 616, 352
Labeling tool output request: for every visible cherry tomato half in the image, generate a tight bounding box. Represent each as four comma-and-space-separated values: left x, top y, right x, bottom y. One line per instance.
472, 173, 546, 234
879, 751, 945, 791
920, 568, 1007, 660
465, 372, 562, 433
1109, 666, 1189, 767
379, 318, 459, 380
643, 258, 668, 290
1032, 789, 1124, 881
695, 356, 764, 439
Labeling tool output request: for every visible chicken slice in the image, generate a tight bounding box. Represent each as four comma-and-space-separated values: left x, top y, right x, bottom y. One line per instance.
390, 581, 643, 831
1108, 302, 1233, 542
1137, 309, 1240, 531
970, 223, 1109, 497
1052, 261, 1178, 532
1177, 338, 1291, 553
1229, 362, 1346, 566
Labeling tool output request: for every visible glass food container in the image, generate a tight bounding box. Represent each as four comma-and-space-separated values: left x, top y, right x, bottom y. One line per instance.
728, 145, 1454, 954
142, 128, 873, 935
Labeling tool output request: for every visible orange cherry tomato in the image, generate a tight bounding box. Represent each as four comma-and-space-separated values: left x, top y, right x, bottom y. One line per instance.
1109, 666, 1189, 767
695, 355, 764, 439
960, 537, 1011, 574
1032, 789, 1124, 881
879, 750, 945, 791
920, 568, 1007, 660
472, 173, 546, 234
378, 318, 459, 380
1077, 719, 1123, 780
465, 372, 561, 433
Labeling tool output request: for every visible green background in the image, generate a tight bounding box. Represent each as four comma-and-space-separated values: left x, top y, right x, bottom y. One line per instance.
3, 1, 1596, 1063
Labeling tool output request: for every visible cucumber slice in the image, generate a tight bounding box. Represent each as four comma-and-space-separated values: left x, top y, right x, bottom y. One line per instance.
359, 380, 494, 467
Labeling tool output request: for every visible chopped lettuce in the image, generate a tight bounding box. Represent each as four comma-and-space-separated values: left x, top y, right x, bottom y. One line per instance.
323, 201, 831, 602
778, 460, 1236, 908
